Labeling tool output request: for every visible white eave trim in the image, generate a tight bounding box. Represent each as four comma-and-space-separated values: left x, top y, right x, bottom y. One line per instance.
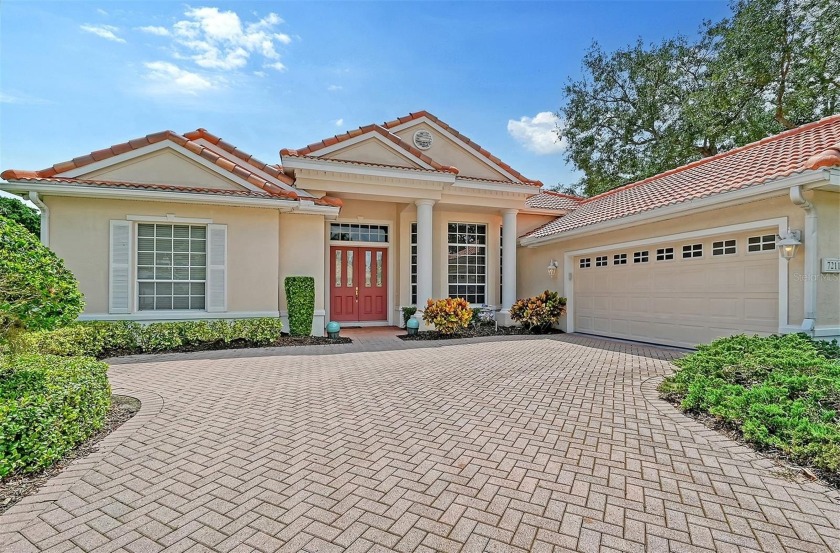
281, 156, 457, 183
520, 170, 829, 247
0, 181, 339, 216
452, 178, 537, 194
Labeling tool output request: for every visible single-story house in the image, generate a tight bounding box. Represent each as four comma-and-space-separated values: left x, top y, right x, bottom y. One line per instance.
2, 111, 839, 348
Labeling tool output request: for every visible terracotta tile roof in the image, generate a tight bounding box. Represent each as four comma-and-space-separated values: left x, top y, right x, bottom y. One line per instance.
281, 124, 459, 174
525, 191, 583, 211
526, 115, 840, 240
5, 176, 343, 207
183, 128, 295, 185
1, 129, 301, 200
381, 111, 543, 187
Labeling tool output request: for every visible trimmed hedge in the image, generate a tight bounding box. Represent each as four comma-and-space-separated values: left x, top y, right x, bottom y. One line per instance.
16, 318, 284, 358
0, 354, 110, 477
285, 277, 315, 337
659, 333, 840, 476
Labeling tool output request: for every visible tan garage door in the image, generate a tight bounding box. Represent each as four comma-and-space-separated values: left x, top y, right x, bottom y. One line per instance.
573, 230, 779, 348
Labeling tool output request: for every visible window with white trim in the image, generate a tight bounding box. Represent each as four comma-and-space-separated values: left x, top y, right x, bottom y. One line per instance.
447, 223, 486, 304
410, 223, 418, 305
579, 257, 591, 268
613, 253, 627, 265
748, 234, 776, 252
595, 256, 608, 267
713, 239, 737, 256
656, 247, 674, 261
137, 223, 206, 310
682, 243, 703, 258
633, 251, 649, 263
330, 223, 388, 242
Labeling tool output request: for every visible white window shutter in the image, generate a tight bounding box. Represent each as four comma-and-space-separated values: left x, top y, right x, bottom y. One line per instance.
206, 224, 227, 312
109, 220, 132, 314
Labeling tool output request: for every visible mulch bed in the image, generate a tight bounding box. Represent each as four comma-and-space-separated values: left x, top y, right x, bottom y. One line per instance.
0, 395, 141, 514
101, 335, 352, 359
399, 326, 563, 341
661, 396, 840, 492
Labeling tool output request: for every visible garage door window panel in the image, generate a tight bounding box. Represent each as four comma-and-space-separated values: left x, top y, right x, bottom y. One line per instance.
595, 256, 608, 267
682, 243, 703, 259
656, 247, 674, 261
713, 240, 737, 256
579, 258, 591, 269
614, 253, 627, 265
633, 251, 649, 263
748, 234, 776, 253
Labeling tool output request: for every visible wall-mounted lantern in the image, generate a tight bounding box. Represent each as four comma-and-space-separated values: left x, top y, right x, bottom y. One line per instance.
777, 229, 801, 260
547, 260, 559, 279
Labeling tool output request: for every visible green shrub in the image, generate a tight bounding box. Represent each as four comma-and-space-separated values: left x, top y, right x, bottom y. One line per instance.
14, 318, 284, 358
0, 216, 84, 337
659, 333, 840, 475
285, 276, 315, 336
401, 306, 418, 327
510, 290, 566, 333
422, 298, 473, 335
0, 354, 110, 477
0, 196, 40, 236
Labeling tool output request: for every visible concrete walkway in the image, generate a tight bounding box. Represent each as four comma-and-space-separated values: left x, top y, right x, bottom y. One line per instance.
2, 334, 838, 552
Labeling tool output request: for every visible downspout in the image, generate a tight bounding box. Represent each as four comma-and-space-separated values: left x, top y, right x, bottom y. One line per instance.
790, 185, 816, 334
28, 191, 49, 247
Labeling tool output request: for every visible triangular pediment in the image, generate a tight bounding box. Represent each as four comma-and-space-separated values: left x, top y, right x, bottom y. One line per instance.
79, 146, 253, 192
318, 135, 429, 170
389, 120, 513, 182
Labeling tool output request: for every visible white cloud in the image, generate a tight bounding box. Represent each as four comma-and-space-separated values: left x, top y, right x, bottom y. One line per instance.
164, 7, 289, 71
335, 118, 344, 127
80, 24, 126, 43
327, 84, 343, 92
138, 25, 170, 36
96, 8, 108, 16
507, 112, 565, 155
142, 61, 215, 95
0, 91, 50, 105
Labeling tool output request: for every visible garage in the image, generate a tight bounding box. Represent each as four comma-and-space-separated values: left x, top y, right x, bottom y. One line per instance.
572, 229, 780, 348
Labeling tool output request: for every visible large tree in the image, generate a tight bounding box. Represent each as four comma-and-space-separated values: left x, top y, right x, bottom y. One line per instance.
557, 0, 840, 197
0, 196, 40, 236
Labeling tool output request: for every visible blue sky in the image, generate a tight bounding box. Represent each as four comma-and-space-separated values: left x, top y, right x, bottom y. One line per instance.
0, 1, 730, 189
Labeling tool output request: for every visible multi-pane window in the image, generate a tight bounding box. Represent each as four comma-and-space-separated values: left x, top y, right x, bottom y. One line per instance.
137, 223, 206, 311
713, 239, 737, 256
633, 251, 649, 263
613, 253, 627, 265
447, 223, 486, 304
410, 223, 418, 305
656, 247, 674, 261
329, 223, 388, 243
579, 257, 591, 268
748, 234, 776, 252
682, 243, 703, 258
595, 256, 608, 267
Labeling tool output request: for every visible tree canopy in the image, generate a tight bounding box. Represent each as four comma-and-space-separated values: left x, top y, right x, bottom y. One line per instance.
0, 196, 40, 236
557, 0, 840, 196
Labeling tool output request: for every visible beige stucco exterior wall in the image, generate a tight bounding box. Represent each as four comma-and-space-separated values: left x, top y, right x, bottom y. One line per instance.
84, 149, 245, 191
393, 123, 510, 181
278, 212, 327, 334
814, 190, 840, 325
323, 138, 422, 169
517, 193, 817, 331
43, 195, 281, 317
518, 213, 557, 238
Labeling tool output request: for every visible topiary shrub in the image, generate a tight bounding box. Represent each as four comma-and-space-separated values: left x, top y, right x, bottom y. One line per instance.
401, 306, 417, 327
0, 354, 110, 477
422, 298, 473, 335
510, 290, 566, 333
285, 276, 315, 336
0, 216, 84, 340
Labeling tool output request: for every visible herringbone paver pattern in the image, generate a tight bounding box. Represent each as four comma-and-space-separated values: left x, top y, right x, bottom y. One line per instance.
2, 334, 839, 552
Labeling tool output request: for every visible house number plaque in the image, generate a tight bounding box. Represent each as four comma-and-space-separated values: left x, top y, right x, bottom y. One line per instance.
822, 258, 840, 273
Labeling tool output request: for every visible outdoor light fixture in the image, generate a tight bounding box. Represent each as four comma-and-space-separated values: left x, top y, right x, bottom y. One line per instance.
777, 229, 801, 260
547, 260, 559, 279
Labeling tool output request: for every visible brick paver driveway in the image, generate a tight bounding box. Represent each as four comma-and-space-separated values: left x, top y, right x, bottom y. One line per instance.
3, 334, 839, 552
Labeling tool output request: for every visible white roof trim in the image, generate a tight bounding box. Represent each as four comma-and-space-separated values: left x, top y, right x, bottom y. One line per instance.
59, 141, 266, 195
282, 156, 456, 183
301, 133, 435, 170
387, 116, 522, 183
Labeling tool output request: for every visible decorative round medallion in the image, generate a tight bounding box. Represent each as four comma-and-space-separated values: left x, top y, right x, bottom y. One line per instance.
412, 129, 433, 150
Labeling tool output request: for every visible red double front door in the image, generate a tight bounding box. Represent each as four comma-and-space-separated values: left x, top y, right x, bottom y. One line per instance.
330, 246, 388, 322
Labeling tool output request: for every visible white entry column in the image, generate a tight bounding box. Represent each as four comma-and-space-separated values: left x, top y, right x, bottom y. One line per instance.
499, 208, 518, 323
415, 200, 435, 321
